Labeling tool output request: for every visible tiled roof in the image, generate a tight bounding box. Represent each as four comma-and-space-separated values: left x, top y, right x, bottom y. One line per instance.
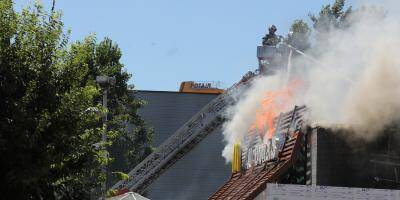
209, 131, 303, 200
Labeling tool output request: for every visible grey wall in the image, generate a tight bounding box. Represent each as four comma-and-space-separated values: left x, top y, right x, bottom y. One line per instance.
311, 127, 400, 189
134, 91, 231, 200
144, 127, 230, 200
135, 91, 218, 147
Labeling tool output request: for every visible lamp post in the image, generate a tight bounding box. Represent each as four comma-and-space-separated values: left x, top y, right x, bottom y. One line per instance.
96, 75, 116, 199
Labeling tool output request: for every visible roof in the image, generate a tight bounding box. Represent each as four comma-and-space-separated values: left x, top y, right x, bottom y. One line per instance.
209, 131, 302, 200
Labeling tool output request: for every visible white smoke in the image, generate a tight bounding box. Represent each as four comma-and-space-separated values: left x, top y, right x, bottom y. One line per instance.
222, 74, 297, 162
304, 3, 400, 139
222, 1, 400, 162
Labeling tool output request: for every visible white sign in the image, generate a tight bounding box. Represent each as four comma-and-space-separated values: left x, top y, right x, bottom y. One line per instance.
243, 137, 280, 169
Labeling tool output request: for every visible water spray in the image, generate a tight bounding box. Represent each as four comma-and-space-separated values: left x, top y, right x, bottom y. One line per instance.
284, 44, 354, 84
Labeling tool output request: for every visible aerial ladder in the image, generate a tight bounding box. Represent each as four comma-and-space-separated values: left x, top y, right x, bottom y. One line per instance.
109, 72, 258, 195
109, 40, 313, 195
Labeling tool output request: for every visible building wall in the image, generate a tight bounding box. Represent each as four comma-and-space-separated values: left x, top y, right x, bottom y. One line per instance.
144, 127, 230, 200
134, 90, 231, 200
310, 127, 400, 189
135, 90, 219, 146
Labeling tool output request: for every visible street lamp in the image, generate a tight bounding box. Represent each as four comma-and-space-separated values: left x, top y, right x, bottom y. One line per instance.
96, 75, 116, 199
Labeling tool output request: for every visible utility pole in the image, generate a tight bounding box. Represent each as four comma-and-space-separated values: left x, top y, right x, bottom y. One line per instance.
96, 76, 116, 199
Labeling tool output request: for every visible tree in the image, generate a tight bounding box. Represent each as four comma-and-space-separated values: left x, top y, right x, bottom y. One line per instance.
305, 0, 353, 53
307, 0, 387, 53
285, 20, 311, 51
0, 1, 152, 199
281, 1, 351, 53
309, 0, 353, 34
68, 36, 153, 187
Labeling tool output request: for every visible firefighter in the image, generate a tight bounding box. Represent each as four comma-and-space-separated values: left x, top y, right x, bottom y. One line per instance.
262, 25, 280, 46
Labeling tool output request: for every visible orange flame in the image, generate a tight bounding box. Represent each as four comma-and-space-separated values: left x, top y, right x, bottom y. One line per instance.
249, 80, 299, 140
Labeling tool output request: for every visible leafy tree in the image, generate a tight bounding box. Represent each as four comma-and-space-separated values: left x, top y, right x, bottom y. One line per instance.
282, 1, 351, 52
68, 36, 153, 186
0, 2, 104, 199
307, 0, 387, 52
305, 0, 353, 53
309, 0, 353, 34
0, 1, 152, 199
285, 20, 311, 51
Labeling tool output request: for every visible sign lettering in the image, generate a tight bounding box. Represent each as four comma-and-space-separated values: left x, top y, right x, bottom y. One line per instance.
243, 137, 280, 169
192, 82, 213, 89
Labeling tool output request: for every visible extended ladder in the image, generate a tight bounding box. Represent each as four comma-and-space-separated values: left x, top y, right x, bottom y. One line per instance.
110, 73, 257, 194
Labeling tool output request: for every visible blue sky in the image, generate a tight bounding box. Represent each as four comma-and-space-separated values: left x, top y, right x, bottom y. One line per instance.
15, 0, 355, 91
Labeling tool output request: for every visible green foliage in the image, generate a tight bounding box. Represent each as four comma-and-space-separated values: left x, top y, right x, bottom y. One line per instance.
112, 172, 130, 181
286, 20, 311, 51
309, 0, 352, 33
282, 1, 354, 51
0, 1, 152, 199
306, 0, 388, 52
69, 36, 154, 187
106, 189, 119, 198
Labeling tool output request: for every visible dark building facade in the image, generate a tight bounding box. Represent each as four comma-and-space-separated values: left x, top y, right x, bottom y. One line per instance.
134, 90, 231, 200
209, 114, 400, 199
135, 90, 219, 147
308, 127, 400, 189
124, 90, 400, 200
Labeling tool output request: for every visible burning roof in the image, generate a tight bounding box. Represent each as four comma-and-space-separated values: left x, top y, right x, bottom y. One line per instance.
210, 106, 307, 199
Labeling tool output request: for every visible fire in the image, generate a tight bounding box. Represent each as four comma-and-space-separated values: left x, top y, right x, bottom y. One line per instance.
249, 80, 299, 140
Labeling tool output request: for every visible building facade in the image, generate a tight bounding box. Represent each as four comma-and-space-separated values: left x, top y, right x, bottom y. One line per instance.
134, 90, 231, 200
